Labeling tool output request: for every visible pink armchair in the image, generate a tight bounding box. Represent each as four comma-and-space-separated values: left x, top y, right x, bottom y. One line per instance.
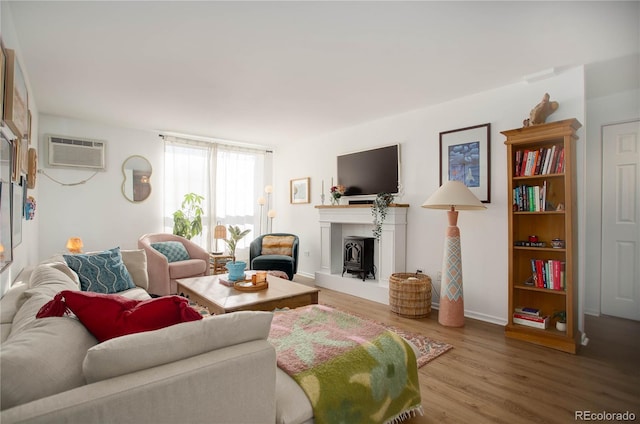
138, 233, 210, 296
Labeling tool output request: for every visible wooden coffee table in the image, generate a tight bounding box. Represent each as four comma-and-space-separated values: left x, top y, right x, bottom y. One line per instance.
176, 273, 320, 314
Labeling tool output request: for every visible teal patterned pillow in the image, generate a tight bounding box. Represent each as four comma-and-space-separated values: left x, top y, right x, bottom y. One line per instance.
151, 241, 191, 263
64, 247, 136, 294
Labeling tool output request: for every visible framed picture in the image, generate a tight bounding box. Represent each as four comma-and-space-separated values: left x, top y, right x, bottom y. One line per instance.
27, 110, 32, 145
439, 123, 491, 203
290, 177, 310, 204
3, 49, 29, 139
0, 131, 13, 270
11, 138, 19, 182
12, 179, 22, 247
20, 137, 28, 174
1, 46, 5, 123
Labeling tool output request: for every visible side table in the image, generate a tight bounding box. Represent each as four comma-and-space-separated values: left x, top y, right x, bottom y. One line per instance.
210, 254, 232, 275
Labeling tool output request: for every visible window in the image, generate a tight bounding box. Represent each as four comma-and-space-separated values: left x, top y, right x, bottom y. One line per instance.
163, 136, 269, 259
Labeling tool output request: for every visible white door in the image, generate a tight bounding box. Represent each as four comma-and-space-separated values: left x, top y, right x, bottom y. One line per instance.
601, 120, 640, 321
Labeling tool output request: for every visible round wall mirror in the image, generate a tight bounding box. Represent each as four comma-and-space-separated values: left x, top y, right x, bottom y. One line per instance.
121, 155, 152, 203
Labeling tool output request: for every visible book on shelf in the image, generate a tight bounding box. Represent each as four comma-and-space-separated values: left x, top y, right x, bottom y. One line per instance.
513, 181, 551, 212
514, 306, 541, 316
513, 313, 550, 329
514, 145, 565, 176
529, 259, 566, 290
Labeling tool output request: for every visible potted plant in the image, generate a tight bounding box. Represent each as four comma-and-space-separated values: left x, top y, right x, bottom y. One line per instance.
371, 192, 395, 240
224, 225, 251, 281
172, 193, 204, 240
553, 310, 567, 332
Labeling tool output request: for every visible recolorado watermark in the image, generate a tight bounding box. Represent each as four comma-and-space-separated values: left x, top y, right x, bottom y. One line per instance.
575, 410, 636, 421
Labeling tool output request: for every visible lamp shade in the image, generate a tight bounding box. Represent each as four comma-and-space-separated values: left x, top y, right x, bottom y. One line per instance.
267, 209, 276, 218
264, 185, 273, 194
66, 237, 84, 253
422, 181, 486, 211
214, 224, 227, 240
257, 196, 266, 205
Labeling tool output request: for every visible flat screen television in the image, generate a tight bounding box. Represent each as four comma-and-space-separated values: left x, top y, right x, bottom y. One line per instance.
337, 144, 400, 196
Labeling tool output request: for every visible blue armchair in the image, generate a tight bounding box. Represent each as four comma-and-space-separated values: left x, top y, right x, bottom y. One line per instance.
249, 233, 299, 280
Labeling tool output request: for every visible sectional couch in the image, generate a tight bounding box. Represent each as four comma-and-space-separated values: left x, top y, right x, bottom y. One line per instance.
0, 250, 316, 423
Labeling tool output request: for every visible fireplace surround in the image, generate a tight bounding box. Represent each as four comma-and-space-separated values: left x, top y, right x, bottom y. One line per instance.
315, 204, 409, 304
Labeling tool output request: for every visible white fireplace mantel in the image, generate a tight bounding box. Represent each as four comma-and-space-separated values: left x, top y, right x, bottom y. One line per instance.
314, 204, 409, 304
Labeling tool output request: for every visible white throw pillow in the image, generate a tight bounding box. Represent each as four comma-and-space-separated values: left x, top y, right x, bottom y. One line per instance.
83, 311, 273, 383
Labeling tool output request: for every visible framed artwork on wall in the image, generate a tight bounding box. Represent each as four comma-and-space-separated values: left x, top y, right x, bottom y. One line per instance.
439, 123, 491, 203
11, 138, 19, 183
27, 147, 37, 189
290, 177, 310, 204
1, 45, 5, 122
27, 110, 32, 145
0, 130, 13, 271
3, 49, 29, 139
20, 137, 28, 174
12, 177, 22, 247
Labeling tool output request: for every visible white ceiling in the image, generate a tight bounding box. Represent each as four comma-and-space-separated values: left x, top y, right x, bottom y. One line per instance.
6, 1, 640, 147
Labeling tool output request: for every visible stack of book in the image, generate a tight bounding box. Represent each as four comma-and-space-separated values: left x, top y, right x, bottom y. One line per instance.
512, 307, 549, 329
513, 181, 548, 211
530, 259, 566, 290
514, 145, 565, 177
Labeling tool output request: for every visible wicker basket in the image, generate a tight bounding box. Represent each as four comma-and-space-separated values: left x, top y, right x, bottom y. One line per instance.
389, 273, 432, 318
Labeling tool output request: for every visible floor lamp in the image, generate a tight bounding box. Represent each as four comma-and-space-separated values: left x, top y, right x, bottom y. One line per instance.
422, 181, 486, 327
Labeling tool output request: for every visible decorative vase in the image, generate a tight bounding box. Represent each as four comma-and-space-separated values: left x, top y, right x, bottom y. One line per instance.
225, 261, 247, 281
556, 321, 566, 332
331, 195, 341, 205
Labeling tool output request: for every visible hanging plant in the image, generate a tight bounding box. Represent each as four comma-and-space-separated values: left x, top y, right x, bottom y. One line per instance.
372, 193, 395, 240
172, 193, 204, 240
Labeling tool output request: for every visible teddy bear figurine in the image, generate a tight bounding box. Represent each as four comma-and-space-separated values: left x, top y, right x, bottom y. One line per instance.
523, 93, 559, 127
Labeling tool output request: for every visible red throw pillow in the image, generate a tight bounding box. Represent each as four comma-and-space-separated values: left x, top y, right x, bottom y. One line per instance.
37, 290, 203, 342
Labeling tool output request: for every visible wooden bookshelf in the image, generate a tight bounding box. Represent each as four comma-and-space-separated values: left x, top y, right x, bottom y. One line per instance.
502, 119, 581, 354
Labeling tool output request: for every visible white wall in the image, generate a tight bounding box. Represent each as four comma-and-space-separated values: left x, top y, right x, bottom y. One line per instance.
36, 114, 164, 260
272, 67, 586, 325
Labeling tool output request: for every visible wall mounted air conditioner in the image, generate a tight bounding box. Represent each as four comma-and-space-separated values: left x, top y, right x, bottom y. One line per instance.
46, 135, 107, 170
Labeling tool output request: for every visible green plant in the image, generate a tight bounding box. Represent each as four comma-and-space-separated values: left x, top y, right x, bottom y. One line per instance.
553, 310, 567, 323
172, 193, 204, 240
371, 192, 395, 240
224, 225, 251, 263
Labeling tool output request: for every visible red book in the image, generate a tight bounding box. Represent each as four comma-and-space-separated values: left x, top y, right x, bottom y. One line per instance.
535, 260, 544, 288
513, 313, 547, 322
556, 147, 565, 173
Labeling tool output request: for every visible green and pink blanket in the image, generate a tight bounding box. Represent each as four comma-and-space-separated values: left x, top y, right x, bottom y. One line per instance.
269, 304, 422, 424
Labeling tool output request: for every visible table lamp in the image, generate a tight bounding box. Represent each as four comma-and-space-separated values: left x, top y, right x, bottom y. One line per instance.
213, 223, 227, 255
66, 237, 84, 254
422, 181, 486, 327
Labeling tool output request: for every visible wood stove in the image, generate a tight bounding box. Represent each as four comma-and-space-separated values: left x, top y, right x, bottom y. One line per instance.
342, 236, 375, 281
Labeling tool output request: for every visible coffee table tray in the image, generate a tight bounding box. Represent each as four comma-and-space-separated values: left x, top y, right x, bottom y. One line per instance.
234, 280, 269, 292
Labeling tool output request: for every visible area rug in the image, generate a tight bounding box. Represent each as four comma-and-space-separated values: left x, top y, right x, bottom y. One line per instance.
187, 299, 452, 367
319, 303, 453, 368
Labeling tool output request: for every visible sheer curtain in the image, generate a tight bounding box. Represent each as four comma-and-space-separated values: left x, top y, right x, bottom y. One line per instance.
163, 136, 267, 259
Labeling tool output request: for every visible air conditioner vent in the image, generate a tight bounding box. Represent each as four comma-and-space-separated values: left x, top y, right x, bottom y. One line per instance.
47, 135, 106, 170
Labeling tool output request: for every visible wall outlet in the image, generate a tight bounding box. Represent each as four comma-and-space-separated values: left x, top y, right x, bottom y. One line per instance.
304, 251, 310, 257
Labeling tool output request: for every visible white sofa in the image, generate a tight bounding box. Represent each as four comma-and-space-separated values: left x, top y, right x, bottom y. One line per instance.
0, 251, 306, 424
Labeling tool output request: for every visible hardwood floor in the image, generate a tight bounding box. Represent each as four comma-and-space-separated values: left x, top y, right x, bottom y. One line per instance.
314, 286, 640, 424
